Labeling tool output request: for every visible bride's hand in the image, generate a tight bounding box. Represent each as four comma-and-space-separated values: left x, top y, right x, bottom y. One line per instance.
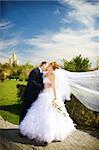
44, 83, 51, 89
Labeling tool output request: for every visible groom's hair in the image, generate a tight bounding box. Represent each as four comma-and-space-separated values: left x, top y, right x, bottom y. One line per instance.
39, 61, 47, 67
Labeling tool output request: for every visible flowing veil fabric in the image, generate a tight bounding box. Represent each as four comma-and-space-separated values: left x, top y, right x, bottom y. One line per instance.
54, 69, 99, 112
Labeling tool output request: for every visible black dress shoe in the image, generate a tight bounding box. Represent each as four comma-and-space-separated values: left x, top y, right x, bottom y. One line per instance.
52, 140, 61, 142
32, 139, 48, 146
42, 141, 48, 146
38, 141, 48, 146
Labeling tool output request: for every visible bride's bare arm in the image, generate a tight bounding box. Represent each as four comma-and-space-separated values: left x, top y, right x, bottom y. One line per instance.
51, 74, 56, 98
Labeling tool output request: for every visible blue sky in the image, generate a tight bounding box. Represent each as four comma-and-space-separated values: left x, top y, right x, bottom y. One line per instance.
0, 0, 99, 66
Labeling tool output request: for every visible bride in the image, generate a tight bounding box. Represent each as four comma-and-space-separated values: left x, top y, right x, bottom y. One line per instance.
19, 62, 76, 143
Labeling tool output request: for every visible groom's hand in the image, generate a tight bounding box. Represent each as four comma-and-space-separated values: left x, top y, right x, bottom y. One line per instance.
44, 83, 51, 89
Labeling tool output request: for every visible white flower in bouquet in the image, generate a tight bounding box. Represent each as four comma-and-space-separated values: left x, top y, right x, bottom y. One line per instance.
52, 98, 66, 117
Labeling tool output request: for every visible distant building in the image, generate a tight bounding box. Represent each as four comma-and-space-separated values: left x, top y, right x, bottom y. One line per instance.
9, 52, 19, 66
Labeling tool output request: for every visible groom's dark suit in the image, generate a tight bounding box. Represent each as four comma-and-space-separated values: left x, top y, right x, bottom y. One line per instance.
19, 67, 44, 123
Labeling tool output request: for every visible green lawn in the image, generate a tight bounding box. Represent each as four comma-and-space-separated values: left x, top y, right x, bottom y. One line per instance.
0, 80, 26, 124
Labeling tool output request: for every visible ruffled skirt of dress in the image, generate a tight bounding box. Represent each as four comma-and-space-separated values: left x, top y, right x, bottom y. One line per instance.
19, 90, 76, 143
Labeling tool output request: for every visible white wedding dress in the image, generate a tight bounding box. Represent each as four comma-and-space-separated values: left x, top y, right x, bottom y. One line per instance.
19, 77, 76, 143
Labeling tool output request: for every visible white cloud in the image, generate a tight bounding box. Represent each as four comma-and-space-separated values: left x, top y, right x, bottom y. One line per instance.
0, 21, 14, 30
0, 51, 9, 63
0, 39, 19, 50
23, 0, 99, 66
54, 8, 61, 15
61, 0, 99, 29
24, 27, 99, 66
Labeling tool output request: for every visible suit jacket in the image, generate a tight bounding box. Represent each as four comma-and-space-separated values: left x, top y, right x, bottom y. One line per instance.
23, 67, 44, 105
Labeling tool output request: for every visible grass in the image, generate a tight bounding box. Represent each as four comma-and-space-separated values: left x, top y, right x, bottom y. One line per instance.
0, 80, 26, 124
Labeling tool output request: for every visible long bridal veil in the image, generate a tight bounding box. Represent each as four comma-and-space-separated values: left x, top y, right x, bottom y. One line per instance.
54, 69, 99, 112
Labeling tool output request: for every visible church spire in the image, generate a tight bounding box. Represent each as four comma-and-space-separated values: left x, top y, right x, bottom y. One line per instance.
9, 51, 19, 66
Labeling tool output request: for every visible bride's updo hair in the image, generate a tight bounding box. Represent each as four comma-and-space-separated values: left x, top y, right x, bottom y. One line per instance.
49, 61, 60, 70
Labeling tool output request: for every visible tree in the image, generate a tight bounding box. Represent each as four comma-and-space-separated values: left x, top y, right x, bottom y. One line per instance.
0, 63, 11, 81
19, 63, 34, 81
63, 59, 76, 72
63, 54, 91, 72
0, 69, 5, 82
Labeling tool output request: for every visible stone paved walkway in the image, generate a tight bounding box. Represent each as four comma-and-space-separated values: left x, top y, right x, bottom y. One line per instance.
0, 116, 99, 150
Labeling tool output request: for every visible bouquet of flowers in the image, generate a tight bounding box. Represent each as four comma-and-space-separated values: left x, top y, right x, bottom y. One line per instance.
52, 98, 66, 117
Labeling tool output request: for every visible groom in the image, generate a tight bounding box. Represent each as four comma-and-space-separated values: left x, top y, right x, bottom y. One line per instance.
19, 61, 50, 123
